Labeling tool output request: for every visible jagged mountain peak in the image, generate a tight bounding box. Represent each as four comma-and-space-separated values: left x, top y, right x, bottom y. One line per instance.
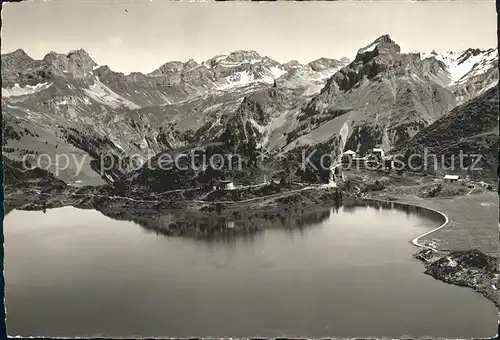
150, 61, 186, 75
356, 34, 401, 57
41, 50, 58, 60
42, 49, 96, 64
40, 49, 96, 78
4, 48, 31, 59
67, 48, 95, 61
457, 47, 492, 65
440, 47, 495, 59
184, 59, 200, 70
94, 65, 113, 72
205, 50, 279, 70
147, 50, 280, 80
375, 34, 394, 44
94, 65, 124, 78
225, 50, 262, 62
434, 47, 498, 88
283, 60, 302, 69
308, 58, 347, 72
1, 48, 35, 70
4, 39, 499, 186
1, 48, 95, 88
316, 35, 404, 95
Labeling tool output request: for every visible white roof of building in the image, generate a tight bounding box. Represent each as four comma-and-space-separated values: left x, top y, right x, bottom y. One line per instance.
373, 148, 384, 152
444, 175, 460, 180
343, 150, 356, 155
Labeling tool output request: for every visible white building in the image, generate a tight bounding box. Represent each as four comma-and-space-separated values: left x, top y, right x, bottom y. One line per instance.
215, 180, 234, 190
221, 180, 234, 190
342, 150, 357, 164
372, 148, 385, 159
443, 174, 460, 182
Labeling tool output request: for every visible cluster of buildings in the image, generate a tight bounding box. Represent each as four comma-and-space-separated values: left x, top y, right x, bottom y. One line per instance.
340, 147, 393, 169
341, 148, 465, 184
209, 147, 472, 190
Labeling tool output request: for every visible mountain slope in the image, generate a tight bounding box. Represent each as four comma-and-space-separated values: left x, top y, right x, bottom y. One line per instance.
2, 48, 349, 183
2, 37, 497, 185
433, 48, 498, 104
282, 35, 457, 155
392, 85, 498, 178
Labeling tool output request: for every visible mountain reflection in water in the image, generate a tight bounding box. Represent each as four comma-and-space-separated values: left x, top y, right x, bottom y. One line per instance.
5, 199, 496, 338
95, 199, 443, 243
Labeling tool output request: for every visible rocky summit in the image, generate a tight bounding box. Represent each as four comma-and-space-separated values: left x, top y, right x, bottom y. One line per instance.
2, 34, 498, 189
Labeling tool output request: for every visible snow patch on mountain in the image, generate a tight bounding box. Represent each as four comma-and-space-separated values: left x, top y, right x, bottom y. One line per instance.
248, 108, 291, 149
84, 77, 140, 109
2, 82, 51, 98
216, 71, 254, 90
215, 66, 286, 91
435, 48, 498, 84
269, 66, 287, 79
358, 41, 378, 54
277, 63, 344, 97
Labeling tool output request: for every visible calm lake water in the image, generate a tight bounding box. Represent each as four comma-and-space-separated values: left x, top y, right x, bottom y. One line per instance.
4, 202, 498, 338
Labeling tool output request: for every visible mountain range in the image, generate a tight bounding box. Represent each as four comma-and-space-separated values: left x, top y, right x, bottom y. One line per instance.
2, 34, 498, 188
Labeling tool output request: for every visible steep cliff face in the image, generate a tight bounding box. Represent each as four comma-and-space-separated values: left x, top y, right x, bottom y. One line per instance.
2, 48, 96, 88
218, 88, 299, 149
285, 35, 457, 153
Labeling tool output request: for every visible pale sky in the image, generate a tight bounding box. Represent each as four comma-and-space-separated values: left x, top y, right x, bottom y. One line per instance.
1, 0, 497, 74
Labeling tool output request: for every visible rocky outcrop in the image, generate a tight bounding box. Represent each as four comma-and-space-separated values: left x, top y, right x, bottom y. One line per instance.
218, 87, 293, 148
413, 248, 444, 263
415, 248, 500, 308
287, 34, 456, 153
308, 57, 346, 72
2, 49, 97, 88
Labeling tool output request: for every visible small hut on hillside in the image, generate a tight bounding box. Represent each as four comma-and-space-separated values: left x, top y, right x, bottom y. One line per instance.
443, 174, 460, 183
372, 147, 385, 161
214, 179, 234, 190
342, 150, 357, 164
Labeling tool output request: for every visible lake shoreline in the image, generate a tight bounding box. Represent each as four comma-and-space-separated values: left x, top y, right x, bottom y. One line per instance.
363, 194, 500, 311
5, 181, 499, 313
5, 200, 497, 338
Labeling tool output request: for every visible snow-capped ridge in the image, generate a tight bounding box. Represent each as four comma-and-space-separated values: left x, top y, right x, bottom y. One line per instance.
435, 47, 498, 84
